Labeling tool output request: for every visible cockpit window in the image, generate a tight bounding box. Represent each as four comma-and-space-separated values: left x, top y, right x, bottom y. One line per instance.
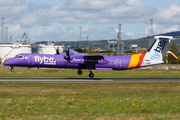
14, 55, 18, 58
14, 55, 24, 59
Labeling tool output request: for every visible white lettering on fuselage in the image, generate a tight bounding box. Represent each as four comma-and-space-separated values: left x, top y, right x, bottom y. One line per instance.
73, 58, 84, 62
35, 56, 56, 65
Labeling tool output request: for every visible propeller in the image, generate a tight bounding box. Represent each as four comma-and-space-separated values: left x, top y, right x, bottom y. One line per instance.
56, 46, 60, 55
64, 48, 70, 63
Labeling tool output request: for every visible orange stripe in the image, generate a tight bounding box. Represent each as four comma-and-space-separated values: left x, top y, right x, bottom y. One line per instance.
136, 53, 146, 68
127, 54, 142, 69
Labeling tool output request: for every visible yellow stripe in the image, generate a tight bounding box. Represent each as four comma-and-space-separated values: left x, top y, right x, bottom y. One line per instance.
127, 54, 142, 69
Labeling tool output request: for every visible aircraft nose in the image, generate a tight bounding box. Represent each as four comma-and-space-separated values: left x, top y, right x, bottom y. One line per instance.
3, 60, 12, 66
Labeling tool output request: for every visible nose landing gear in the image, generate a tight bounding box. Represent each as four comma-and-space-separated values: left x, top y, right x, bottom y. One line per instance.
10, 67, 14, 72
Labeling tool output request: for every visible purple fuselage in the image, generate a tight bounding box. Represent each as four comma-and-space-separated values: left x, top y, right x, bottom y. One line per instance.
4, 53, 134, 70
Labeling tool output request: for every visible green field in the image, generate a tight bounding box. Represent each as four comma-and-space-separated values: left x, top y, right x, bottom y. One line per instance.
1, 66, 180, 119
1, 65, 180, 78
0, 83, 180, 119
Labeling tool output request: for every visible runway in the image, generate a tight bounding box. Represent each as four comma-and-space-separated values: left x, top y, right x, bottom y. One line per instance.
0, 78, 180, 83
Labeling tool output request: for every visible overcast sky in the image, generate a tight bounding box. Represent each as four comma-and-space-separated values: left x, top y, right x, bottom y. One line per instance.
1, 0, 180, 43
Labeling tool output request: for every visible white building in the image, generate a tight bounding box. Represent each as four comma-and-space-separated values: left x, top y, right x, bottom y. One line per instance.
0, 42, 31, 63
38, 42, 64, 54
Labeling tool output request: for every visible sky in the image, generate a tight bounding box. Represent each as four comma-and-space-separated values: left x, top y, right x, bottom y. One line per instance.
1, 0, 180, 43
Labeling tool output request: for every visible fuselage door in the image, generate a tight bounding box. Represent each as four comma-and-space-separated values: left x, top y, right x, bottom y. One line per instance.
28, 55, 34, 65
116, 58, 121, 69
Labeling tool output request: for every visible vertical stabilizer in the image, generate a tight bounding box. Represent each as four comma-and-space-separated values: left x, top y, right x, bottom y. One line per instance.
144, 36, 173, 61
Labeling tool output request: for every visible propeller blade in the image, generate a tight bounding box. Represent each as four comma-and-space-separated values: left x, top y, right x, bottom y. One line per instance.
56, 47, 59, 55
64, 48, 70, 63
67, 48, 69, 56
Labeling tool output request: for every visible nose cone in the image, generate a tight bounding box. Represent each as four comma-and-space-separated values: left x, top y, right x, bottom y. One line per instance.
3, 59, 12, 66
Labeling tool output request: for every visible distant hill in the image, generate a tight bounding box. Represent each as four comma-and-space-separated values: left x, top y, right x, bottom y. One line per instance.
122, 31, 180, 50
155, 31, 180, 37
144, 31, 180, 39
32, 31, 180, 53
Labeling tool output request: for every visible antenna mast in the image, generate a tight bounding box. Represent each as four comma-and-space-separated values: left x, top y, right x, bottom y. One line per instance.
117, 23, 121, 54
79, 27, 82, 48
150, 18, 153, 47
117, 23, 121, 45
6, 27, 8, 43
1, 17, 5, 44
10, 36, 12, 44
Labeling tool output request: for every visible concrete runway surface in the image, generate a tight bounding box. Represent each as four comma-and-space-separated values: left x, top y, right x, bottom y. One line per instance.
0, 78, 180, 83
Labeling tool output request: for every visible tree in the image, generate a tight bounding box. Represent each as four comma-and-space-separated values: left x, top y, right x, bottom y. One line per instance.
168, 42, 179, 64
74, 48, 86, 53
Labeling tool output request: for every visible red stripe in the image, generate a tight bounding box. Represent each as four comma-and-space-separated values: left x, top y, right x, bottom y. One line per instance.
136, 53, 146, 68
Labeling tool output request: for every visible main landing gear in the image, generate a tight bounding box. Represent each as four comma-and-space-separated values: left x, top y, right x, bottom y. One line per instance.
10, 66, 14, 72
77, 68, 94, 78
87, 66, 94, 78
77, 69, 83, 75
89, 72, 94, 78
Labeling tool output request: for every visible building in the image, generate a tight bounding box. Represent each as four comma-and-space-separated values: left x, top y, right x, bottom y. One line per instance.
38, 42, 64, 54
0, 42, 31, 63
129, 44, 141, 52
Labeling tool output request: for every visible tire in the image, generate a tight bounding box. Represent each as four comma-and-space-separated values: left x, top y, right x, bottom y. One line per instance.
11, 67, 14, 72
77, 70, 83, 75
89, 73, 94, 78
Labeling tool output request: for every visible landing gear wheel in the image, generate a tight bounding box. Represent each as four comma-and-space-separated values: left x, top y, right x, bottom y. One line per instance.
89, 72, 94, 78
77, 69, 83, 75
10, 67, 14, 72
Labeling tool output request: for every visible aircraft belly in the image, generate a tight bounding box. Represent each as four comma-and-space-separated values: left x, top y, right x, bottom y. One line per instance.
95, 57, 131, 70
65, 63, 79, 68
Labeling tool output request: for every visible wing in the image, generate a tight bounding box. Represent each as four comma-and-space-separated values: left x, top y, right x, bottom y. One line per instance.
83, 55, 104, 64
70, 54, 108, 64
83, 55, 104, 60
69, 49, 88, 55
67, 49, 109, 64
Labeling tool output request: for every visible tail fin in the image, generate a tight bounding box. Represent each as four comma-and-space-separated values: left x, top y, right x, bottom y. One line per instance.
144, 36, 173, 61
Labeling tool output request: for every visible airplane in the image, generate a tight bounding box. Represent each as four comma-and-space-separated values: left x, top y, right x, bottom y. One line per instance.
3, 36, 173, 78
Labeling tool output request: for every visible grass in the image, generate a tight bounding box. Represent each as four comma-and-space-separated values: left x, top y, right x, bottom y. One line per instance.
0, 83, 180, 119
1, 65, 180, 78
1, 65, 180, 119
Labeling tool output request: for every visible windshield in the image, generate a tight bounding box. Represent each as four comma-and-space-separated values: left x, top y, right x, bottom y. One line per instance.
14, 55, 18, 58
14, 55, 24, 59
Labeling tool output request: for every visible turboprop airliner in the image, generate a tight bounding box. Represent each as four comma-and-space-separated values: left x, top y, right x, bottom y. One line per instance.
3, 36, 173, 78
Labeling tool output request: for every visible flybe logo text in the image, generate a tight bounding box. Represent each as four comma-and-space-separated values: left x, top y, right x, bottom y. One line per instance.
150, 40, 166, 61
34, 56, 56, 65
154, 41, 166, 53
